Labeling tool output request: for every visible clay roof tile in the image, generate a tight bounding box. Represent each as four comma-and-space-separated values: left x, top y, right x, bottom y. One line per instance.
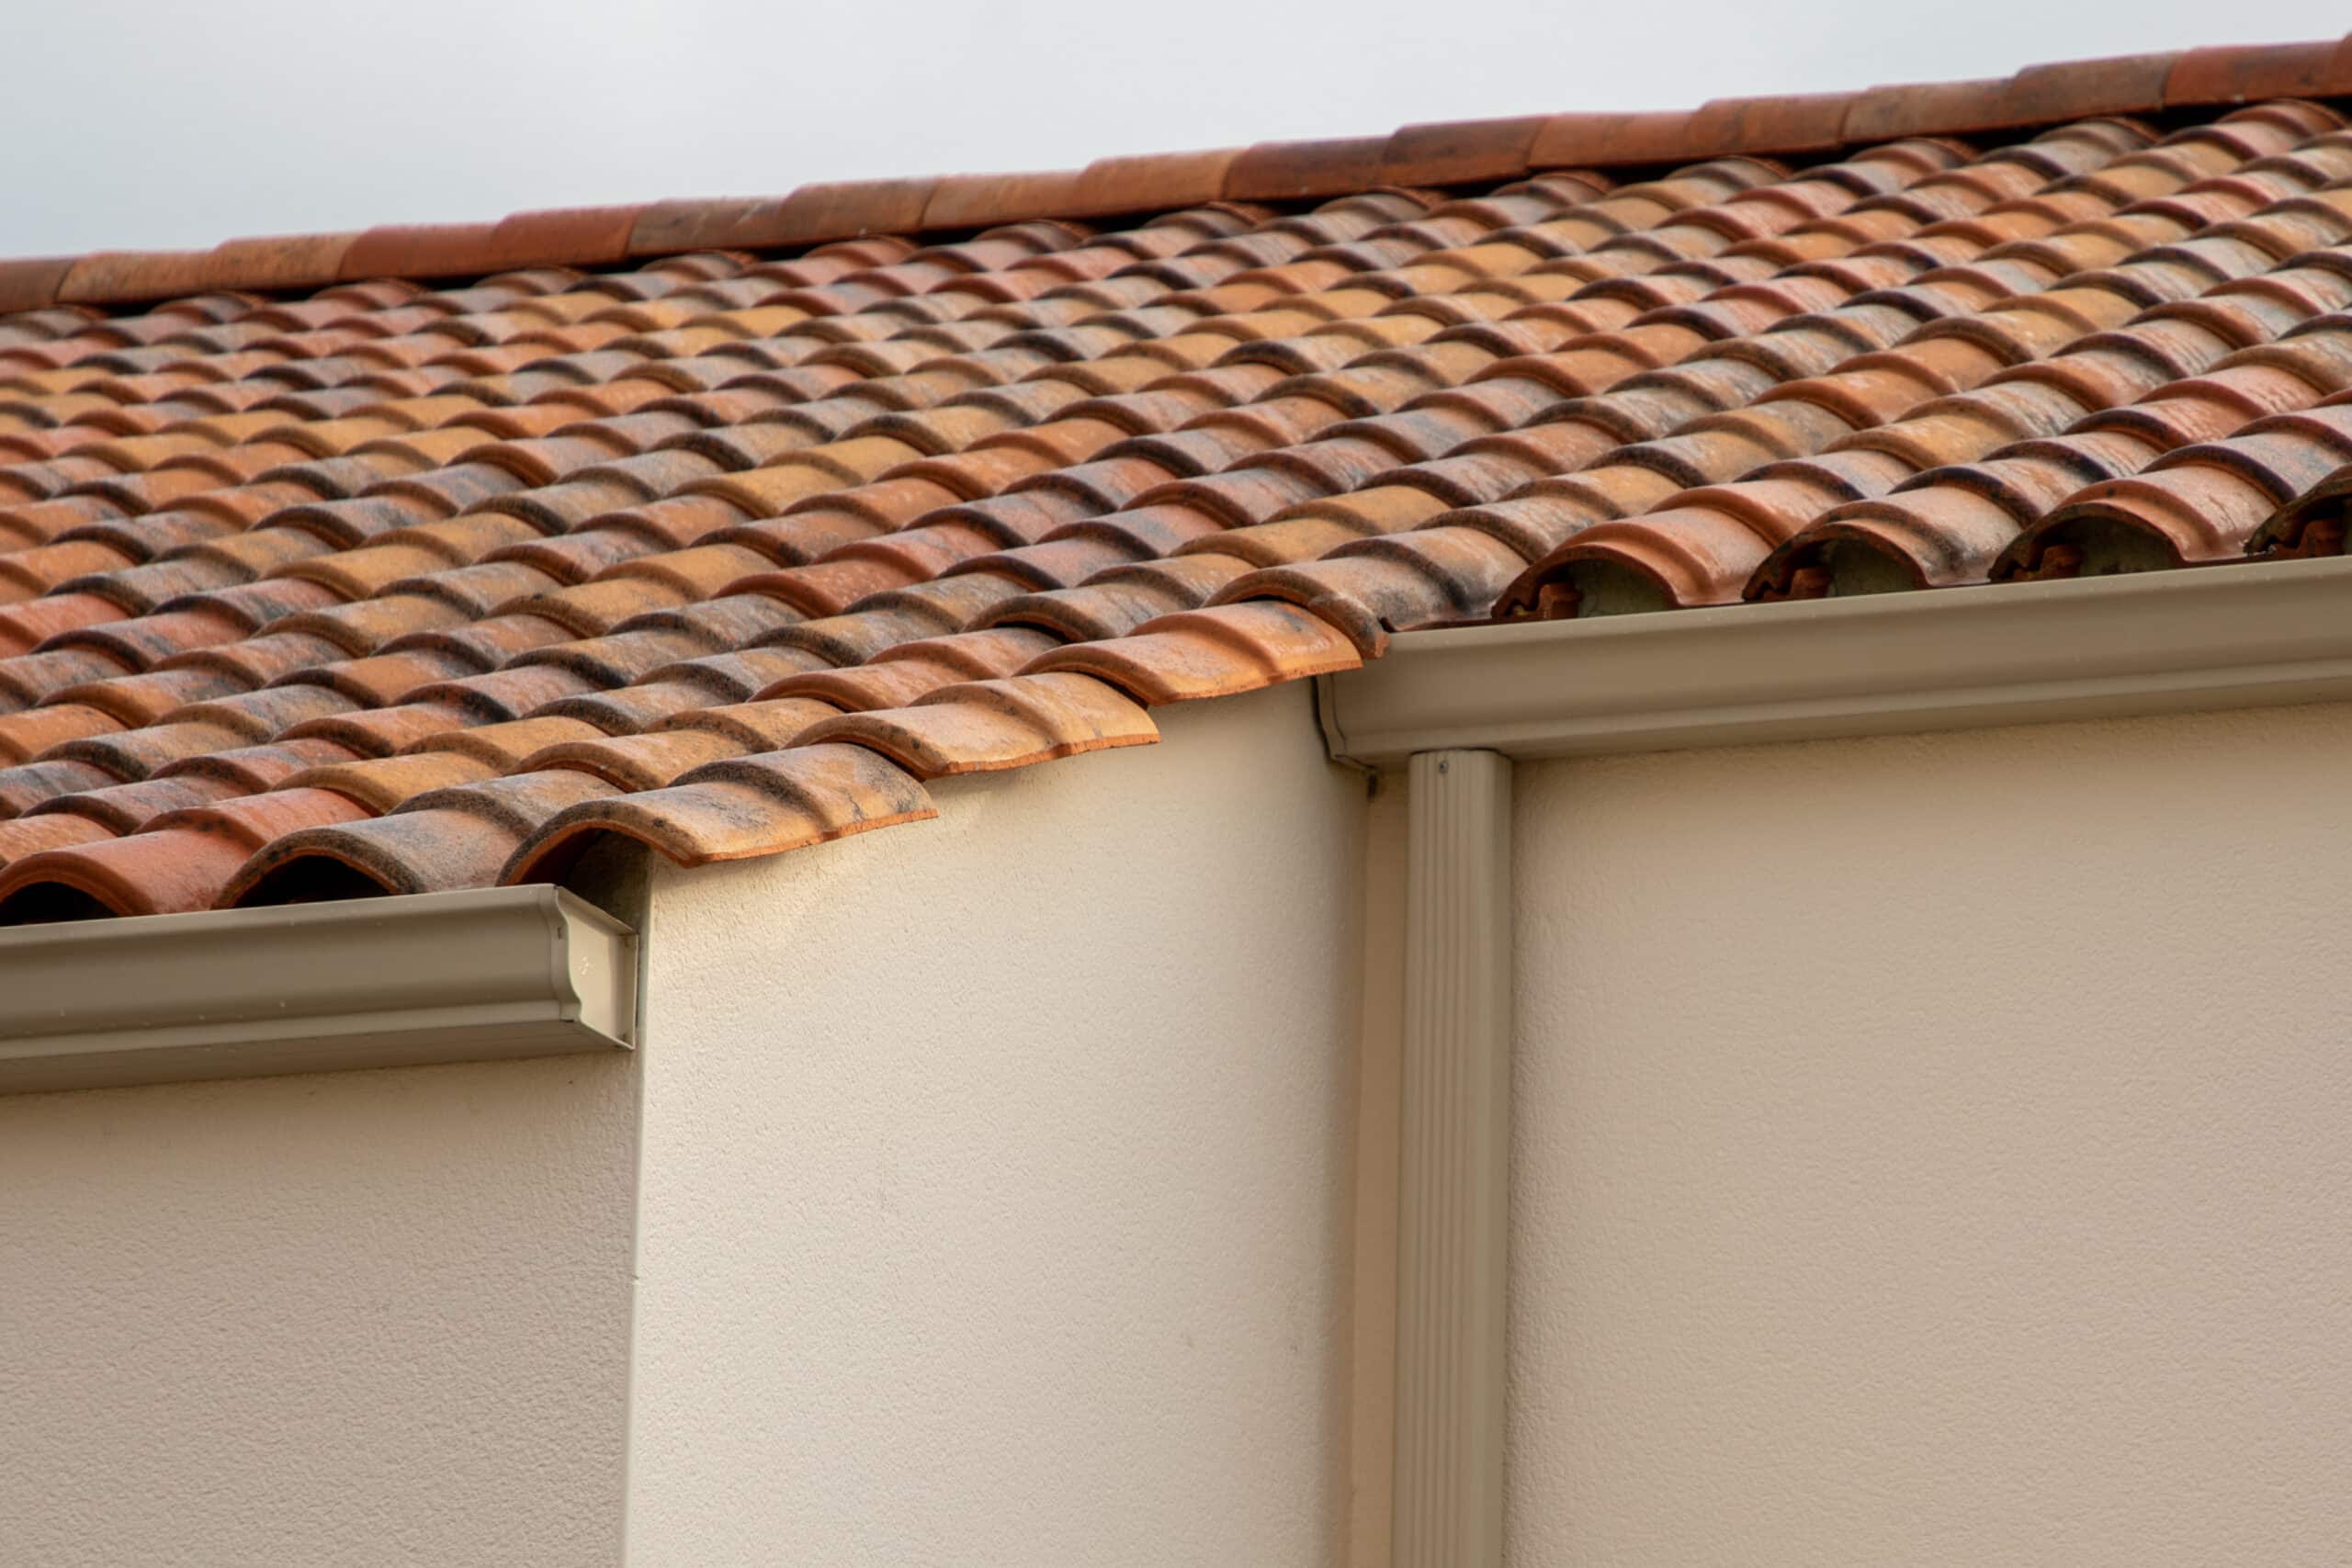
2, 32, 2350, 920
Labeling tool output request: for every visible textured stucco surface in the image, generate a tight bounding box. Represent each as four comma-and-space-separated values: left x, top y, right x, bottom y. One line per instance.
1509, 701, 2352, 1566
0, 1054, 638, 1566
632, 682, 1364, 1565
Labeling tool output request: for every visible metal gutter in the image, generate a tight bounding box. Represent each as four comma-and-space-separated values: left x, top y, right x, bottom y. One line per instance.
0, 886, 635, 1095
1318, 558, 2352, 767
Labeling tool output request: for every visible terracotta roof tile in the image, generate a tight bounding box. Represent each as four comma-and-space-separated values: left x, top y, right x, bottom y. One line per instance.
0, 785, 368, 919
0, 260, 80, 316
1225, 138, 1390, 204
1381, 116, 1546, 187
2165, 39, 2352, 105
3, 38, 2352, 919
1025, 602, 1365, 702
2004, 52, 2179, 121
1071, 150, 1247, 219
782, 669, 1150, 777
337, 224, 509, 283
501, 741, 935, 884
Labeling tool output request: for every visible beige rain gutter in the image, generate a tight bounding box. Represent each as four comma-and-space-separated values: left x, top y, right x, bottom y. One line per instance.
0, 885, 635, 1095
1321, 555, 2352, 768
1323, 556, 2352, 1568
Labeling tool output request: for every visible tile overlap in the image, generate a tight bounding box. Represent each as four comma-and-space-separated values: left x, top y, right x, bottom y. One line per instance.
0, 42, 2349, 917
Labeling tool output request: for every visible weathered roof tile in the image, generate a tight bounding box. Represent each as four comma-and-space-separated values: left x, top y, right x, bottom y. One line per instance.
1, 37, 2350, 920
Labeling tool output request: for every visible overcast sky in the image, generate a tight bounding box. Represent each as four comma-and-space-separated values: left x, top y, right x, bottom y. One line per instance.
6, 0, 2347, 255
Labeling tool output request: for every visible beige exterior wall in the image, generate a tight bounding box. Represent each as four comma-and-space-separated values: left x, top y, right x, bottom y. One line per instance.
629, 682, 1368, 1564
1507, 701, 2352, 1565
0, 682, 1374, 1565
0, 1055, 639, 1566
49, 637, 2334, 1566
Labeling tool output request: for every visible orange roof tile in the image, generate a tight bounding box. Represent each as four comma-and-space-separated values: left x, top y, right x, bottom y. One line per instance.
4, 36, 2352, 919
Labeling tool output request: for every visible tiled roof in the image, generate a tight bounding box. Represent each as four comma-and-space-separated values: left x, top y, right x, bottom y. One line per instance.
4, 38, 2352, 920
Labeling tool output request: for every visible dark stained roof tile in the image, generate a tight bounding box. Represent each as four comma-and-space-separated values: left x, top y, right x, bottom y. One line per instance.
1224, 138, 1389, 204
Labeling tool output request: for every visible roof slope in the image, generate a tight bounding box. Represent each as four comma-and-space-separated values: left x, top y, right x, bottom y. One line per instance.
2, 39, 2352, 920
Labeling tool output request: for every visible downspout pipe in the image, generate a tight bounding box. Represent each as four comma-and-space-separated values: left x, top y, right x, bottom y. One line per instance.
1392, 748, 1513, 1568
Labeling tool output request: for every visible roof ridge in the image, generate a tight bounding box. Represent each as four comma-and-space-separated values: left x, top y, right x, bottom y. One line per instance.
6, 34, 2351, 316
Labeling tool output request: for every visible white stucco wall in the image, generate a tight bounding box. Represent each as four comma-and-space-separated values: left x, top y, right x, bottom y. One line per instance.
1508, 701, 2352, 1565
0, 1054, 638, 1566
630, 683, 1365, 1565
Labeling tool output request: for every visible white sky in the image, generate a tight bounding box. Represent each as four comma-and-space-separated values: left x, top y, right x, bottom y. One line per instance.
6, 0, 2347, 255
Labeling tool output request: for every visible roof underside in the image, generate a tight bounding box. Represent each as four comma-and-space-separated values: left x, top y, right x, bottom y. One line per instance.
4, 38, 2352, 922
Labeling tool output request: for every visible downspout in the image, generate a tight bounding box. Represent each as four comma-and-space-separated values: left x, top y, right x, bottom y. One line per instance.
1393, 749, 1513, 1568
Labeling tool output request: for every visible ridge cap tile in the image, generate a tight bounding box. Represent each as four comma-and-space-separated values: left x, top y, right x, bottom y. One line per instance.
4, 34, 2344, 309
